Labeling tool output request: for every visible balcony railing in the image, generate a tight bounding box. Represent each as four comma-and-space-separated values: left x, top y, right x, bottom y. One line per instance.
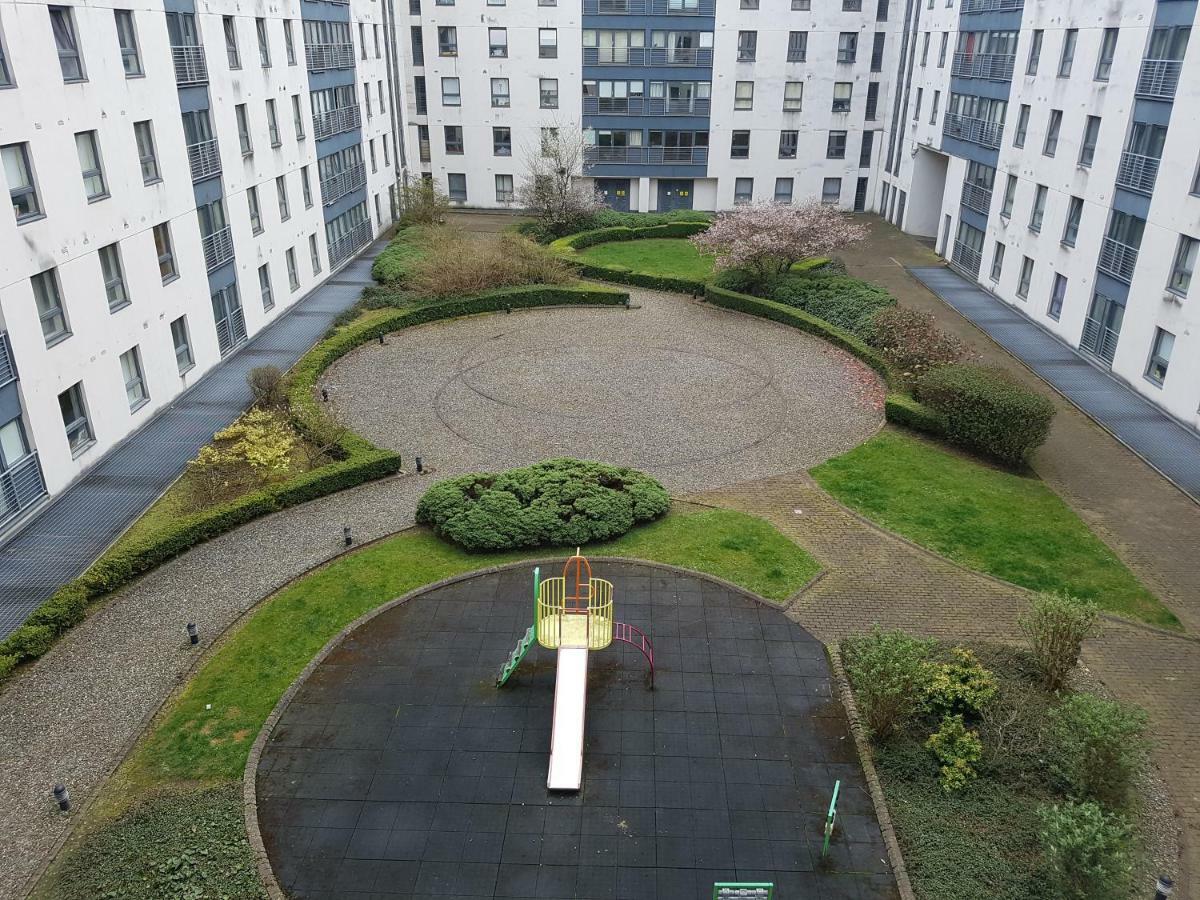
187, 139, 221, 183
943, 113, 1003, 149
172, 45, 207, 85
582, 47, 713, 67
960, 0, 1022, 11
321, 162, 367, 206
202, 225, 234, 272
582, 97, 711, 116
328, 219, 373, 269
1098, 237, 1139, 283
584, 146, 708, 165
951, 240, 983, 277
305, 42, 355, 71
418, 139, 431, 162
951, 51, 1015, 81
1116, 152, 1160, 195
0, 331, 16, 388
0, 453, 47, 529
960, 181, 993, 215
312, 105, 361, 141
1136, 59, 1182, 100
583, 0, 714, 12
1080, 315, 1120, 365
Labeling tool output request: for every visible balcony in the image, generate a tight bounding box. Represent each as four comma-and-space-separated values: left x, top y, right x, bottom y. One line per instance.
0, 453, 47, 529
187, 139, 222, 183
951, 51, 1015, 81
960, 0, 1022, 11
313, 105, 361, 141
305, 42, 355, 71
1116, 152, 1160, 195
418, 139, 431, 163
582, 47, 713, 67
951, 240, 982, 277
960, 181, 993, 215
584, 146, 708, 166
1080, 315, 1120, 365
1136, 59, 1182, 100
0, 331, 16, 388
584, 47, 647, 66
202, 225, 234, 272
321, 162, 367, 206
583, 0, 715, 12
171, 45, 207, 86
1098, 237, 1139, 283
943, 113, 1003, 149
582, 97, 711, 116
328, 219, 373, 269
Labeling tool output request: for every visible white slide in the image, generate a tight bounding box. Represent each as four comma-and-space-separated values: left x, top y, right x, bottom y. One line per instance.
546, 648, 589, 791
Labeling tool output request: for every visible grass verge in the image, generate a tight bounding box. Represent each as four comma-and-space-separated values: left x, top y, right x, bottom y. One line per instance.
812, 429, 1175, 628
576, 237, 714, 281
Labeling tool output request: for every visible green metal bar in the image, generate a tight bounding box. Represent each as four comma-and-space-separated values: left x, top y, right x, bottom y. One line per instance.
533, 566, 540, 642
822, 779, 841, 857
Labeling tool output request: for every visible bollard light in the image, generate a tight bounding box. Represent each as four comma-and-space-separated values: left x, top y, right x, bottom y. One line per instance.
343, 525, 352, 547
1155, 876, 1174, 900
415, 456, 424, 474
321, 388, 329, 402
378, 333, 385, 345
186, 622, 199, 646
52, 784, 70, 812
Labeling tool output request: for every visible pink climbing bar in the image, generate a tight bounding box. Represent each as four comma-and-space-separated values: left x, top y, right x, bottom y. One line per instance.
612, 621, 654, 689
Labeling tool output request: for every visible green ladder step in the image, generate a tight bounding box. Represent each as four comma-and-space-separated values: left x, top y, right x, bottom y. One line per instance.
497, 626, 536, 687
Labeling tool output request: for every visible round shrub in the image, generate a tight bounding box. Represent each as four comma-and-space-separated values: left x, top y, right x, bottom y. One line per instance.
868, 306, 967, 380
1037, 801, 1133, 900
415, 458, 670, 552
1048, 693, 1148, 808
842, 628, 935, 741
914, 364, 1056, 465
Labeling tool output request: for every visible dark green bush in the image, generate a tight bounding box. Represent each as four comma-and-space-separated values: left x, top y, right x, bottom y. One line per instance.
552, 221, 710, 253
370, 229, 425, 284
842, 628, 935, 740
572, 261, 705, 295
416, 458, 669, 551
884, 393, 944, 435
1038, 801, 1133, 900
591, 208, 711, 229
1047, 694, 1148, 808
767, 274, 896, 339
914, 364, 1056, 465
2, 625, 56, 660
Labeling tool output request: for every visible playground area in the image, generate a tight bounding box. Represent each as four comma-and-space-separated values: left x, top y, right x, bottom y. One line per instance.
256, 561, 897, 899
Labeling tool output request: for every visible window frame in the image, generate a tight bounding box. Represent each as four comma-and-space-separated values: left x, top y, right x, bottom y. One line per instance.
154, 222, 178, 283
115, 9, 143, 77
1168, 235, 1197, 297
75, 130, 108, 201
120, 345, 149, 411
170, 315, 194, 374
32, 268, 70, 345
58, 382, 93, 456
49, 6, 86, 82
99, 242, 130, 312
1145, 327, 1174, 385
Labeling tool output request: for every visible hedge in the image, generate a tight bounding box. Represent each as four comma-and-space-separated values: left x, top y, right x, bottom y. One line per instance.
549, 221, 710, 253
369, 228, 425, 284
767, 274, 896, 339
884, 392, 945, 436
568, 261, 706, 295
0, 283, 629, 685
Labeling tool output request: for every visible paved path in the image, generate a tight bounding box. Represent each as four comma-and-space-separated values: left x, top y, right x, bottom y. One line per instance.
0, 241, 386, 639
909, 265, 1200, 501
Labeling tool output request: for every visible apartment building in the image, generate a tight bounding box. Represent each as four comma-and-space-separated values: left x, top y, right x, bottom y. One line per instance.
0, 0, 407, 533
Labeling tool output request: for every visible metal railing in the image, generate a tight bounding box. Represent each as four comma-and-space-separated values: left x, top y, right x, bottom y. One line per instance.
583, 146, 708, 165
321, 162, 367, 206
215, 308, 247, 357
0, 453, 47, 528
952, 240, 982, 277
305, 42, 354, 71
328, 219, 373, 269
202, 226, 234, 272
1116, 152, 1160, 195
582, 97, 711, 116
960, 181, 993, 215
582, 47, 713, 66
1080, 315, 1120, 365
1136, 59, 1182, 100
171, 45, 207, 85
583, 0, 714, 12
418, 139, 431, 162
0, 331, 16, 388
943, 113, 1003, 149
951, 51, 1015, 81
312, 105, 361, 141
961, 0, 1022, 11
187, 139, 221, 183
1098, 237, 1139, 283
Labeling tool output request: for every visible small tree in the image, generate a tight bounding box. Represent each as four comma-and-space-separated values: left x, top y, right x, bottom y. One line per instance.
1038, 801, 1133, 900
398, 174, 450, 226
1048, 694, 1149, 808
293, 399, 351, 469
842, 628, 935, 741
516, 128, 603, 239
691, 201, 868, 286
247, 365, 288, 411
1019, 592, 1099, 692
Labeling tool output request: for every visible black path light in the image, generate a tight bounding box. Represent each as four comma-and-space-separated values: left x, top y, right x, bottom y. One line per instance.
1155, 876, 1174, 900
320, 388, 329, 402
415, 456, 424, 474
186, 622, 199, 645
343, 525, 353, 547
52, 784, 70, 812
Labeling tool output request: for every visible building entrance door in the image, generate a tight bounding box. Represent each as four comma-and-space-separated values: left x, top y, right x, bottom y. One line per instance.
596, 179, 631, 211
656, 179, 693, 211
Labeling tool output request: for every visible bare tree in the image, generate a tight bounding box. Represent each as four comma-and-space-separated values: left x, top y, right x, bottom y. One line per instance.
516, 126, 604, 238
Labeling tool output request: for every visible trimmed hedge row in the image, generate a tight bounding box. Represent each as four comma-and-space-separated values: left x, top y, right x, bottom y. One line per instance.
550, 221, 710, 253
0, 283, 629, 685
569, 261, 706, 295
884, 392, 945, 436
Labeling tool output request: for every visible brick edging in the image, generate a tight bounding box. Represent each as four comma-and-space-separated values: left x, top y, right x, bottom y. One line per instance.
827, 646, 917, 900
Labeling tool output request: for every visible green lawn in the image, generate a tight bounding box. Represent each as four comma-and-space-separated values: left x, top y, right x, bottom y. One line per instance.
812, 429, 1176, 628
577, 237, 714, 280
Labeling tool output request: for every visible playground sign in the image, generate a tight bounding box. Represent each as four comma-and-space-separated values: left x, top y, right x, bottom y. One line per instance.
822, 779, 842, 857
713, 884, 774, 899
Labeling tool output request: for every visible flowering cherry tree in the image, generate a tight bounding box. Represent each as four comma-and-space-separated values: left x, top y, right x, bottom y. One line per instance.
691, 201, 868, 284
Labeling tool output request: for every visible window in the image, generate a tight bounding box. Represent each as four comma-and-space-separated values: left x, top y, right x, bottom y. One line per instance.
1017, 256, 1034, 298
778, 131, 798, 159
792, 0, 810, 7
921, 32, 930, 66
730, 131, 750, 158
32, 269, 69, 345
1043, 110, 1062, 157
1095, 28, 1117, 80
734, 178, 753, 204
256, 17, 270, 66
442, 77, 460, 106
145, 224, 175, 286
783, 81, 803, 111
284, 247, 298, 290
373, 24, 380, 58
741, 0, 758, 8
50, 7, 84, 82
827, 131, 847, 159
540, 78, 559, 109
495, 174, 514, 202
913, 88, 922, 121
1014, 104, 1029, 147
491, 78, 509, 108
369, 139, 377, 173
247, 186, 263, 234
1062, 196, 1083, 247
734, 81, 753, 110
444, 125, 463, 154
1168, 236, 1197, 296
990, 242, 1005, 281
1000, 174, 1016, 218
301, 166, 312, 208
383, 137, 390, 168
877, 0, 889, 20
284, 19, 296, 65
859, 130, 875, 167
133, 121, 159, 183
75, 131, 107, 201
737, 31, 756, 62
832, 82, 852, 113
1026, 29, 1042, 75
236, 104, 252, 155
493, 127, 511, 156
59, 383, 92, 454
539, 29, 557, 58
309, 234, 321, 275
838, 32, 857, 64
258, 264, 274, 311
411, 26, 424, 65
438, 26, 457, 56
447, 173, 467, 202
929, 90, 940, 125
1145, 328, 1174, 384
99, 243, 129, 311
359, 22, 367, 59
774, 178, 793, 203
0, 21, 12, 86
120, 347, 148, 410
276, 175, 290, 222
489, 28, 507, 57
865, 82, 878, 120
1058, 29, 1077, 77
937, 32, 947, 67
266, 100, 281, 147
224, 16, 240, 68
822, 178, 842, 205
1079, 116, 1100, 167
787, 31, 807, 63
292, 95, 305, 140
1029, 184, 1047, 232
115, 10, 142, 76
843, 0, 861, 9
871, 32, 885, 72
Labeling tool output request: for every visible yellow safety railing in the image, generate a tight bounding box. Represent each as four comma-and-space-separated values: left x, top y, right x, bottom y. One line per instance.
537, 576, 614, 650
